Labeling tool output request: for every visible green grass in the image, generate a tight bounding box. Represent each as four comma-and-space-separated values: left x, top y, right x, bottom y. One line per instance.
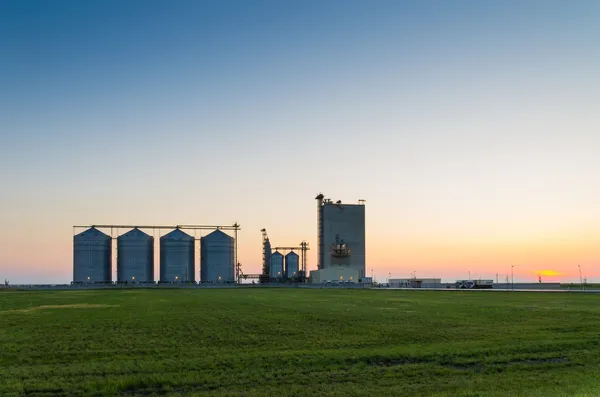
1, 288, 600, 396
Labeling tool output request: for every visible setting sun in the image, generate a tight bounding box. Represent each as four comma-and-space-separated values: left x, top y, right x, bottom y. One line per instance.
536, 270, 564, 277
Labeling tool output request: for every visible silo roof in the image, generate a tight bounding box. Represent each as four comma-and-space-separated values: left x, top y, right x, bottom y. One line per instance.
161, 228, 193, 241
75, 227, 111, 240
202, 229, 232, 241
118, 228, 152, 240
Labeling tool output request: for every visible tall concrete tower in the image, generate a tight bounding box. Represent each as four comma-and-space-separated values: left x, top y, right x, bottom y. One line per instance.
316, 194, 366, 278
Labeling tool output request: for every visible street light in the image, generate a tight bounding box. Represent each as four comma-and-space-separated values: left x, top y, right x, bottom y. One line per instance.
578, 265, 583, 290
511, 265, 514, 291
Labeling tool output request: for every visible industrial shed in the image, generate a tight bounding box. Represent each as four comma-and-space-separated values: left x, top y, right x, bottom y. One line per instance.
310, 267, 360, 284
389, 278, 442, 288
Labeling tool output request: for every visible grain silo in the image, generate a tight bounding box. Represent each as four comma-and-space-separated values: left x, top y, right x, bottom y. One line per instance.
200, 229, 234, 283
270, 251, 284, 279
160, 228, 195, 283
73, 227, 112, 283
117, 228, 154, 283
285, 251, 299, 279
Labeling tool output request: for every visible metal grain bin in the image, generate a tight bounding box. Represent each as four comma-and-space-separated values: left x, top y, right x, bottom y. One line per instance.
160, 229, 195, 283
270, 251, 284, 279
200, 229, 234, 283
285, 251, 299, 279
73, 227, 112, 283
117, 228, 154, 283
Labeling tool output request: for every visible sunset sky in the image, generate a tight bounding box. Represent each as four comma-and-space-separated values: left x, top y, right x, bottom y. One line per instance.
1, 1, 599, 284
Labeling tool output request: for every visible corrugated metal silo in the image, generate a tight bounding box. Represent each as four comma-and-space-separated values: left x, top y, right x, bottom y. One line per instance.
285, 251, 299, 279
200, 229, 234, 283
73, 227, 112, 283
270, 251, 284, 279
117, 228, 154, 283
160, 229, 195, 283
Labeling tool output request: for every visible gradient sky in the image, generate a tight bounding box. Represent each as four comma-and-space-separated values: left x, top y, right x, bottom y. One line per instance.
1, 0, 599, 284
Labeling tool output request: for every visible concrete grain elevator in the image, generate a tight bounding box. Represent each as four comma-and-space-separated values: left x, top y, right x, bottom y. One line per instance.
314, 193, 366, 280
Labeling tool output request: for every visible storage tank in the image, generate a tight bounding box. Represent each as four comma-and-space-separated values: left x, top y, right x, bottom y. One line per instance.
160, 229, 195, 283
73, 227, 112, 283
285, 251, 299, 279
117, 228, 154, 283
200, 229, 234, 283
270, 251, 284, 279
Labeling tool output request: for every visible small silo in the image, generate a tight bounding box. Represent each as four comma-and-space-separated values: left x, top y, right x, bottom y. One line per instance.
117, 228, 154, 283
200, 229, 234, 283
285, 251, 299, 279
160, 229, 195, 283
73, 227, 112, 283
270, 251, 284, 279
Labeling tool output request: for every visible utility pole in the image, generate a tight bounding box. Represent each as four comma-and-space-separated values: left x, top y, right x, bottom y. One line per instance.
233, 222, 239, 283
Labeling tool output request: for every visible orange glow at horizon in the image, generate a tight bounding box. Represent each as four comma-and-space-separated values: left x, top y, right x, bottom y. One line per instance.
364, 233, 599, 282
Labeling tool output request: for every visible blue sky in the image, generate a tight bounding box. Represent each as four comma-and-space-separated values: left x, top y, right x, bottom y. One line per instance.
1, 1, 599, 283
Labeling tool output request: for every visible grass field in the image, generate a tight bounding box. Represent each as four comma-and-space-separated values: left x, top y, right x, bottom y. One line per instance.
1, 288, 600, 396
